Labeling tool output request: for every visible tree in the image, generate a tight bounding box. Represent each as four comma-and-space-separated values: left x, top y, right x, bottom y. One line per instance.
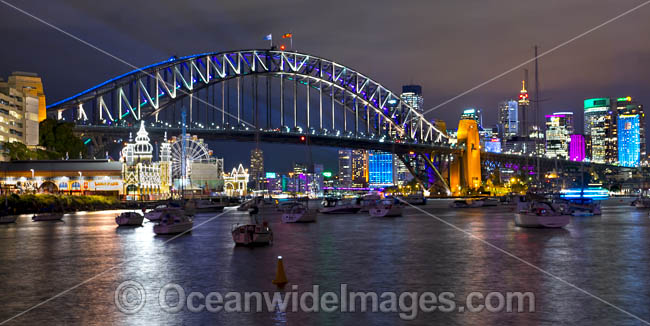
38, 119, 85, 159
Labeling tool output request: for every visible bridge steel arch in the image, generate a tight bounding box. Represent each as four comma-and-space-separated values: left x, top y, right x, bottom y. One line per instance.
48, 49, 448, 144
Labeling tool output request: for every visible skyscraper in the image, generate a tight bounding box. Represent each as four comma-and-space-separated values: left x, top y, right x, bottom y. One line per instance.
615, 97, 645, 164
498, 100, 519, 138
249, 148, 264, 190
338, 149, 352, 187
618, 114, 640, 167
518, 80, 530, 137
584, 98, 617, 163
368, 151, 394, 187
400, 85, 423, 112
569, 134, 586, 162
350, 149, 367, 188
460, 108, 483, 128
545, 112, 574, 159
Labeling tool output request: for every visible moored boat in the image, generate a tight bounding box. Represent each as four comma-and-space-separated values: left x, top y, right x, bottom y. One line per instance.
281, 203, 317, 223
319, 198, 361, 214
449, 199, 484, 208
515, 203, 569, 228
32, 212, 64, 221
232, 222, 273, 245
369, 198, 403, 217
115, 211, 144, 226
153, 209, 194, 235
359, 193, 382, 213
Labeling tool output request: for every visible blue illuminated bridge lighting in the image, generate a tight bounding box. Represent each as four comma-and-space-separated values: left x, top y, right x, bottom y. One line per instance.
560, 187, 609, 200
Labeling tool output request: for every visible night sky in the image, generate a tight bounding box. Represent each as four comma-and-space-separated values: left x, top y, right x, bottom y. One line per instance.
2, 0, 650, 172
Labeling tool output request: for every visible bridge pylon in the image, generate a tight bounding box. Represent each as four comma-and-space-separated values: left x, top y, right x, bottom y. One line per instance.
450, 119, 481, 194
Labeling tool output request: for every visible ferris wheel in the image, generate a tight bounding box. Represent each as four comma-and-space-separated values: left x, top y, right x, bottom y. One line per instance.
170, 134, 212, 179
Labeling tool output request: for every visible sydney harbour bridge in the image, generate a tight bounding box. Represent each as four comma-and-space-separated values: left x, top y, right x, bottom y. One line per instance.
46, 49, 635, 193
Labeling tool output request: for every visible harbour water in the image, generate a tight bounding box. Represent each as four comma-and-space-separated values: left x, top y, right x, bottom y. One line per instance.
0, 199, 649, 325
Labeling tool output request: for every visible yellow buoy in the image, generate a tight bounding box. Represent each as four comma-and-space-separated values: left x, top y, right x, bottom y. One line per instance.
272, 256, 288, 286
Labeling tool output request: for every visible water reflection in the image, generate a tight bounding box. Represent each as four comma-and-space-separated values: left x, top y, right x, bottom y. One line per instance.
0, 201, 649, 324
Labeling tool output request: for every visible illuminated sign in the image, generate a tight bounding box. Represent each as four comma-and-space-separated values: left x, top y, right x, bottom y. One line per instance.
584, 98, 610, 109
617, 96, 632, 102
265, 172, 277, 178
322, 171, 332, 178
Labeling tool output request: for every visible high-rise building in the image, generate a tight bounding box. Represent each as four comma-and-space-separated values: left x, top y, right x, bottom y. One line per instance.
545, 112, 574, 159
0, 72, 44, 159
498, 100, 519, 138
338, 149, 352, 187
518, 80, 530, 137
400, 85, 423, 112
618, 114, 641, 167
350, 149, 367, 188
460, 108, 483, 128
569, 134, 586, 162
584, 98, 617, 163
249, 148, 264, 190
368, 151, 394, 187
615, 96, 645, 163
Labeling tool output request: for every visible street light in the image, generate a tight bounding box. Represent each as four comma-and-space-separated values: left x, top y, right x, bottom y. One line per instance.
30, 169, 34, 179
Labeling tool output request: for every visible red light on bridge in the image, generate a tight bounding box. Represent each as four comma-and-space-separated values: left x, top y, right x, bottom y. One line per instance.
300, 136, 306, 142
280, 44, 286, 51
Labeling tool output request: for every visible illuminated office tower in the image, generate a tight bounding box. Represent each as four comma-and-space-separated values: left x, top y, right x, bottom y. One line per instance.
400, 85, 423, 112
498, 100, 519, 138
460, 108, 483, 128
545, 112, 574, 159
249, 148, 264, 190
338, 149, 352, 187
618, 114, 641, 167
584, 98, 617, 163
569, 134, 586, 162
368, 151, 394, 187
350, 149, 368, 188
616, 97, 645, 163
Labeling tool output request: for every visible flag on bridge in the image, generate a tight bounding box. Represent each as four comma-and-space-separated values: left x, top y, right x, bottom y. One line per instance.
263, 34, 272, 47
282, 33, 292, 39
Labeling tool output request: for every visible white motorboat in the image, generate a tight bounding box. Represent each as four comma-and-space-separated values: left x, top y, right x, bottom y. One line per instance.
319, 198, 361, 214
115, 211, 144, 226
281, 203, 317, 223
515, 203, 570, 228
369, 198, 403, 217
0, 215, 18, 224
145, 204, 182, 221
153, 209, 194, 235
359, 193, 382, 213
232, 222, 273, 246
194, 199, 225, 213
32, 212, 64, 221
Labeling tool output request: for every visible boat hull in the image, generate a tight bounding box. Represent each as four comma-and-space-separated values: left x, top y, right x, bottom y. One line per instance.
116, 214, 144, 226
232, 225, 273, 245
32, 213, 64, 221
515, 213, 569, 228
